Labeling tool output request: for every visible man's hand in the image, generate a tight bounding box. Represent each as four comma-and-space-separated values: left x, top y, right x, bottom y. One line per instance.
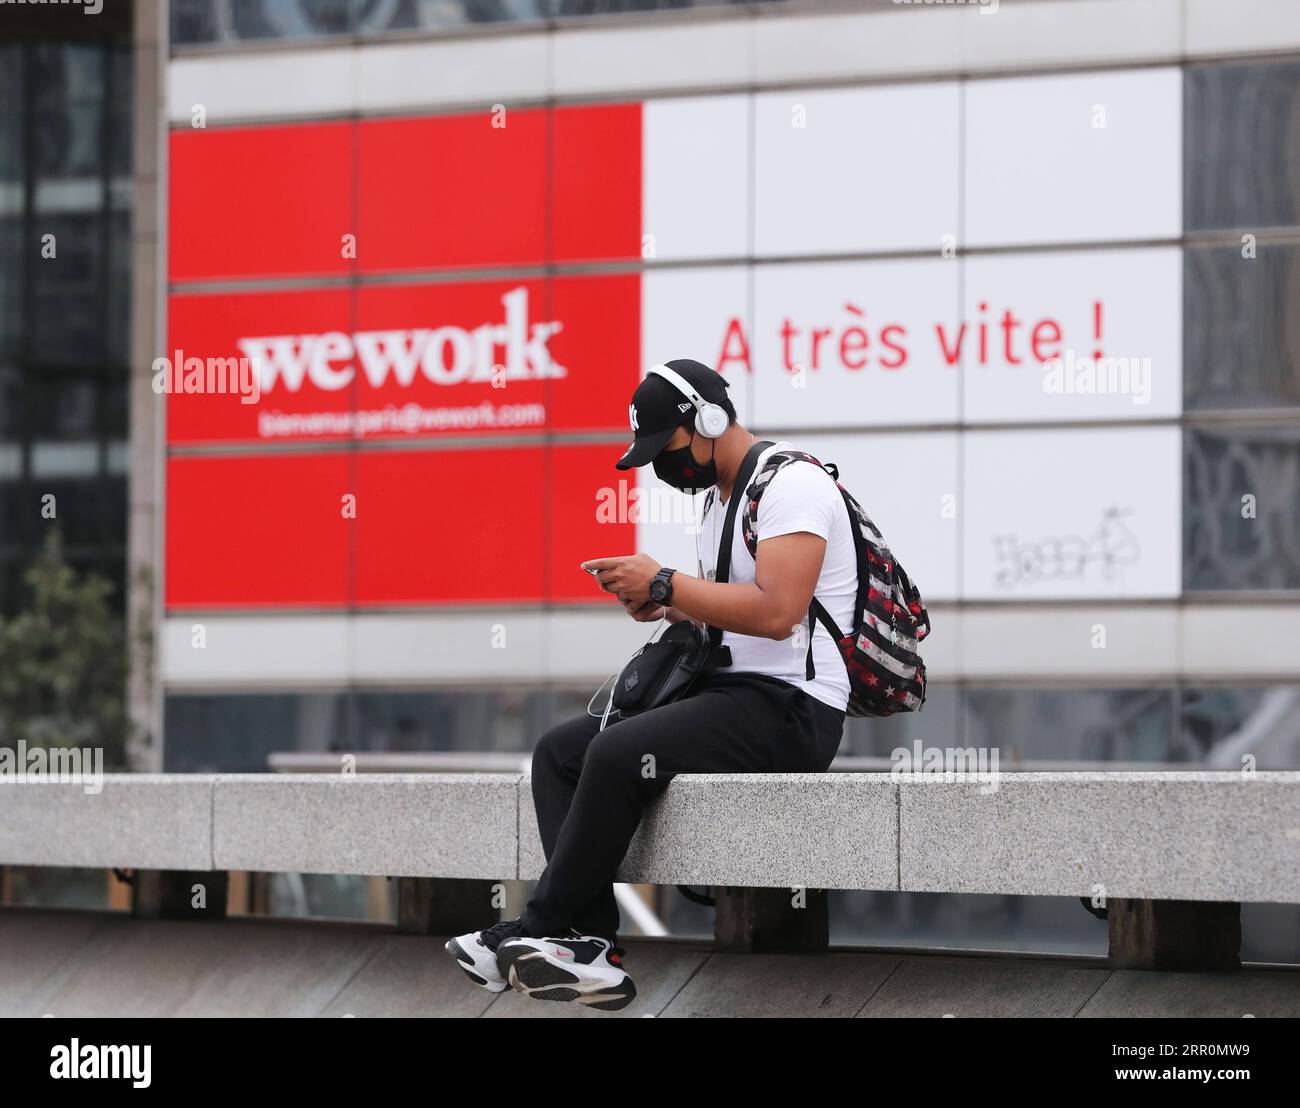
581, 554, 662, 607
621, 596, 666, 622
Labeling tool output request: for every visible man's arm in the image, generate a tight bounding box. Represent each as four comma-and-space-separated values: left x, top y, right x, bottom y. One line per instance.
586, 532, 826, 641
670, 533, 825, 639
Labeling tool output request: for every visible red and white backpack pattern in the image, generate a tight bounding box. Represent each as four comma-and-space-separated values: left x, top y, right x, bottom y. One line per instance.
741, 450, 930, 717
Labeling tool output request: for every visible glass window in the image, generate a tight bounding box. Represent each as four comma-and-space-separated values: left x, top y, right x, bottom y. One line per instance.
31, 213, 109, 368
1185, 244, 1300, 412
171, 0, 364, 46
0, 44, 22, 186
108, 42, 133, 182
170, 0, 750, 46
0, 47, 25, 366
1184, 425, 1300, 591
30, 43, 106, 108
962, 687, 1176, 765
1185, 59, 1300, 232
106, 208, 130, 366
36, 475, 121, 549
32, 107, 105, 192
263, 873, 386, 922
371, 0, 551, 34
164, 687, 596, 771
0, 37, 129, 618
102, 377, 129, 441
355, 688, 591, 754
0, 366, 20, 439
1180, 685, 1300, 769
0, 552, 24, 615
550, 0, 736, 20
164, 694, 306, 773
28, 376, 99, 439
841, 685, 960, 760
0, 219, 21, 362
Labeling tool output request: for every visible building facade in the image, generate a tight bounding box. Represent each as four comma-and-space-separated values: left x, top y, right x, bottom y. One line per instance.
0, 4, 134, 617
157, 1, 1300, 793
2, 0, 1281, 948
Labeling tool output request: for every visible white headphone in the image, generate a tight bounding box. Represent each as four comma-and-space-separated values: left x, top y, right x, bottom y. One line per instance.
649, 363, 730, 439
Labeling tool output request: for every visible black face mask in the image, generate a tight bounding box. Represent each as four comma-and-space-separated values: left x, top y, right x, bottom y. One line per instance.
653, 427, 717, 494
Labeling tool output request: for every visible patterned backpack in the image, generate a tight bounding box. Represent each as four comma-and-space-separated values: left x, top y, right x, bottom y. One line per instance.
741, 450, 930, 717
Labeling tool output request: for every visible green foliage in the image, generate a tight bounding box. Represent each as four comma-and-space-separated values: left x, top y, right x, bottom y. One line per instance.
0, 530, 127, 768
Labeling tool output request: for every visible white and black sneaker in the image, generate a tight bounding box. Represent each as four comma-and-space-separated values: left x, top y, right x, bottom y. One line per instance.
445, 917, 530, 994
497, 931, 636, 1011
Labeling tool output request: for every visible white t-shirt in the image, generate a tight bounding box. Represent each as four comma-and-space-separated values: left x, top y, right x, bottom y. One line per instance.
694, 440, 858, 712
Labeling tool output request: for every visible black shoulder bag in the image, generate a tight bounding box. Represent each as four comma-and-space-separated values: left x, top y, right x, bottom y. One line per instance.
601, 439, 774, 727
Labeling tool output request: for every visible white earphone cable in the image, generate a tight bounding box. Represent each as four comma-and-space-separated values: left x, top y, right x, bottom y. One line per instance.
587, 616, 669, 730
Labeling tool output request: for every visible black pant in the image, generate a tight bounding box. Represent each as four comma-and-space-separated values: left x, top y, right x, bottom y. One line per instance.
520, 671, 846, 941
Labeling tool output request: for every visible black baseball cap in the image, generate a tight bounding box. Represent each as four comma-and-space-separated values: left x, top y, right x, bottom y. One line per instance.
614, 359, 732, 470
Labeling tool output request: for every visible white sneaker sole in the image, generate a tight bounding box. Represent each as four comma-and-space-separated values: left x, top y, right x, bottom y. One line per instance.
498, 944, 636, 1011
445, 936, 508, 994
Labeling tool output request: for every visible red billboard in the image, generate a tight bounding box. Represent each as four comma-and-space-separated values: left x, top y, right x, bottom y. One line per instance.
169, 103, 642, 282
166, 274, 640, 446
166, 103, 644, 611
165, 444, 633, 609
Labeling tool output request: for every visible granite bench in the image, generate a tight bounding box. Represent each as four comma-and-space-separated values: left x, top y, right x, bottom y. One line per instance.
2, 770, 1295, 969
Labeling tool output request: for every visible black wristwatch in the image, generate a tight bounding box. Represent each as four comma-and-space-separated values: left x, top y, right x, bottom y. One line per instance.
649, 567, 677, 605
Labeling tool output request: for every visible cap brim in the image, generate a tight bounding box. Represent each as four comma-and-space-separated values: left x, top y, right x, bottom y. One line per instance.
614, 425, 677, 469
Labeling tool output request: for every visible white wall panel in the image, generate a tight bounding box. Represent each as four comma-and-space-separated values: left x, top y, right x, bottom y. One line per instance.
642, 265, 753, 424
752, 258, 962, 428
551, 21, 752, 99
640, 266, 751, 577
163, 615, 355, 686
634, 467, 708, 581
643, 95, 750, 261
170, 0, 1300, 126
962, 426, 1182, 600
1186, 0, 1300, 59
754, 82, 961, 256
793, 431, 961, 603
162, 602, 1300, 688
962, 247, 1182, 423
961, 0, 1181, 71
169, 48, 355, 123
1181, 605, 1300, 680
954, 604, 1181, 680
753, 8, 963, 85
162, 610, 647, 688
964, 68, 1181, 247
357, 34, 549, 114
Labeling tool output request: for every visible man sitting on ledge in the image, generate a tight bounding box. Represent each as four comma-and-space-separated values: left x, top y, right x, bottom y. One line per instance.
447, 360, 854, 1010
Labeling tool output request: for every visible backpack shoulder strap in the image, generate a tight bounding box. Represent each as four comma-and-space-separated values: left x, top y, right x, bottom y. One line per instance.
707, 439, 774, 651
739, 450, 843, 682
741, 450, 832, 559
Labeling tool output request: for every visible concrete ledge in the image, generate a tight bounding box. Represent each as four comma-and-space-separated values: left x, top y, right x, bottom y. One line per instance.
211, 774, 518, 880
0, 775, 215, 871
520, 773, 899, 890
899, 772, 1300, 904
5, 771, 1298, 908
